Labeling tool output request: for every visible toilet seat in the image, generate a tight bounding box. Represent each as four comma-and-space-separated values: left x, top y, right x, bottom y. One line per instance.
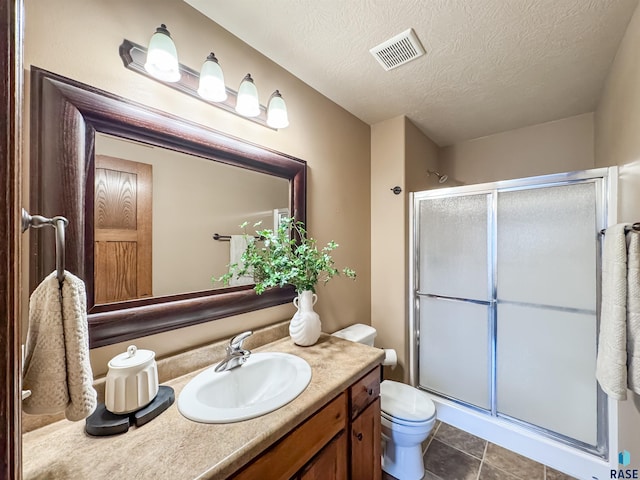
381, 410, 434, 428
380, 380, 436, 424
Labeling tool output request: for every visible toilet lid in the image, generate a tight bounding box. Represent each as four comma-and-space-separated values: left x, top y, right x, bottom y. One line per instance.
380, 380, 436, 423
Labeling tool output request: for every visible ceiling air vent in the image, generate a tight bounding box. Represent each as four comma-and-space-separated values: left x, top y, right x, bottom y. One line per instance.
369, 28, 425, 71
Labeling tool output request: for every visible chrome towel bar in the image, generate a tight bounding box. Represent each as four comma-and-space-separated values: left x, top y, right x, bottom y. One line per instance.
21, 208, 69, 284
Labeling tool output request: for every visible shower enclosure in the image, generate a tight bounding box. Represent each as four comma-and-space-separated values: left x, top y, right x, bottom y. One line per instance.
409, 168, 616, 468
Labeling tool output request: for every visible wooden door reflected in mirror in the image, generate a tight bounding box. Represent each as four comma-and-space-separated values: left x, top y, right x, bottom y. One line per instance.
94, 155, 152, 303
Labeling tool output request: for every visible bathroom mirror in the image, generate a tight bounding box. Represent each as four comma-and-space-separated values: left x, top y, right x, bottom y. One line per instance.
29, 67, 306, 348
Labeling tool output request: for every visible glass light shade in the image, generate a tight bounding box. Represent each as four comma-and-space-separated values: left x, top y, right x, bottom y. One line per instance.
144, 24, 180, 83
267, 90, 289, 129
235, 74, 260, 117
197, 53, 227, 102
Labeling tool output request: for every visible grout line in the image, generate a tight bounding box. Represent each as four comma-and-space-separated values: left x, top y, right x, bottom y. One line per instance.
482, 446, 545, 480
422, 435, 433, 457
432, 434, 487, 461
475, 442, 489, 480
426, 436, 484, 480
423, 422, 441, 456
425, 440, 546, 480
430, 436, 484, 460
429, 426, 550, 480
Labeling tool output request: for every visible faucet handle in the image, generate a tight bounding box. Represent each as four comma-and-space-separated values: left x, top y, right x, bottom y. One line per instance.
229, 331, 253, 351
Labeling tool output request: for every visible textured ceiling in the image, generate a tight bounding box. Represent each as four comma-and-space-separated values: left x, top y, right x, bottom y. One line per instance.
185, 0, 639, 146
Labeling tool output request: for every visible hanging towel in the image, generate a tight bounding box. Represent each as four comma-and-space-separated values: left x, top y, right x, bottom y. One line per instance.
228, 235, 254, 286
597, 224, 631, 400
23, 271, 97, 421
627, 232, 640, 395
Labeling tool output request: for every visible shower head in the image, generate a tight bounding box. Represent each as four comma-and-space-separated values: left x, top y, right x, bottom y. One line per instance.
427, 170, 448, 184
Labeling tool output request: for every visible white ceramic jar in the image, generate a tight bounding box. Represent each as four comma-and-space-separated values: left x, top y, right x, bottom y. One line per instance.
105, 345, 159, 414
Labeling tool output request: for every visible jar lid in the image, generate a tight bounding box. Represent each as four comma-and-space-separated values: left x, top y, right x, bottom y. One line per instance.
108, 345, 155, 369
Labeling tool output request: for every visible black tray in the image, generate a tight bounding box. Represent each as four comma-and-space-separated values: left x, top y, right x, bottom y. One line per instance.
85, 385, 175, 436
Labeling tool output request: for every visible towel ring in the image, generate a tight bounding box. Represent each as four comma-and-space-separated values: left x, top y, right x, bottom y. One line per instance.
21, 209, 69, 284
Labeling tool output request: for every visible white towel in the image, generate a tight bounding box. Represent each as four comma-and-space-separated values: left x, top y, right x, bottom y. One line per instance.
228, 235, 254, 286
22, 271, 97, 421
627, 232, 640, 395
596, 224, 629, 400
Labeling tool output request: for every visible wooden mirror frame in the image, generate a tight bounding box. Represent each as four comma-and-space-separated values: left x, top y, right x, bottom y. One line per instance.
2, 0, 23, 476
29, 67, 306, 348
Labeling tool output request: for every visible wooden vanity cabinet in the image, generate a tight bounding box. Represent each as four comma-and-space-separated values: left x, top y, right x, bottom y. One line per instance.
231, 366, 381, 480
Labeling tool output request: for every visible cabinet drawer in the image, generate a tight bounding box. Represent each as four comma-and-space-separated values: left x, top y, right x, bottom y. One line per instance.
349, 367, 380, 420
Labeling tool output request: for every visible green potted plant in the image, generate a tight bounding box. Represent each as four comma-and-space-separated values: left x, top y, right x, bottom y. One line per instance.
216, 217, 356, 346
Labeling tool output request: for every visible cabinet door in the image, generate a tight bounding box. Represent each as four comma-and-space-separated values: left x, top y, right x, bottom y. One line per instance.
233, 393, 347, 480
350, 397, 381, 480
298, 432, 347, 480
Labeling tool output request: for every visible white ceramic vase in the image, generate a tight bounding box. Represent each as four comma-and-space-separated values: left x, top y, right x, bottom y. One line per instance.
289, 290, 321, 346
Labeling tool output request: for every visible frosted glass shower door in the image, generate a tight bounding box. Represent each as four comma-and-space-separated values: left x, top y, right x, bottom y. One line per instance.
496, 183, 599, 445
419, 297, 491, 409
418, 194, 491, 301
417, 194, 492, 409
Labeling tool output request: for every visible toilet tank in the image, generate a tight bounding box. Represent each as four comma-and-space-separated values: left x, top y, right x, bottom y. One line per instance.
332, 323, 377, 346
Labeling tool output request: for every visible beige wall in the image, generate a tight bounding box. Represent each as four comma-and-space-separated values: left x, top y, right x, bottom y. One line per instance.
595, 1, 640, 170
405, 118, 440, 193
370, 116, 437, 382
594, 0, 640, 464
371, 116, 406, 381
23, 0, 370, 375
439, 112, 595, 185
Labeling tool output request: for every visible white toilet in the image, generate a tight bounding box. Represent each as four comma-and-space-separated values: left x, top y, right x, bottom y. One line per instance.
332, 324, 437, 480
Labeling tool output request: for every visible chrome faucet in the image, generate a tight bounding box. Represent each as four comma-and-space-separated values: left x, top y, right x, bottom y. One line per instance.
214, 331, 253, 372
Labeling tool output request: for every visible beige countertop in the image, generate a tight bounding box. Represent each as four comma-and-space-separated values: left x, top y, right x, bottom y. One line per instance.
22, 333, 384, 480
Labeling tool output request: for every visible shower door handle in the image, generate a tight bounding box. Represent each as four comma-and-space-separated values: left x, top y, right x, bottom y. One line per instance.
415, 292, 493, 306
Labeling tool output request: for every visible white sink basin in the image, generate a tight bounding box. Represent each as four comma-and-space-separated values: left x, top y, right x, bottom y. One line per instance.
177, 352, 312, 423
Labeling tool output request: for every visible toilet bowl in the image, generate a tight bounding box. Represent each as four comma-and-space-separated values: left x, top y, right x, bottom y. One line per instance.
381, 380, 436, 480
332, 324, 437, 480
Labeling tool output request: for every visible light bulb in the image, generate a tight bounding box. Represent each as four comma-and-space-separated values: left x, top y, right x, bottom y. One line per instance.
235, 74, 260, 117
144, 24, 180, 82
197, 53, 227, 102
266, 90, 289, 129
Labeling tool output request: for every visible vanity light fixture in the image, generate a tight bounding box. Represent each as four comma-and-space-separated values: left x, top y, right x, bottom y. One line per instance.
197, 53, 227, 102
235, 74, 260, 117
144, 24, 180, 82
122, 26, 290, 129
266, 90, 289, 129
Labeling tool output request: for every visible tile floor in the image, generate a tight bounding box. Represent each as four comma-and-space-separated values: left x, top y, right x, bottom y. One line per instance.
382, 421, 578, 480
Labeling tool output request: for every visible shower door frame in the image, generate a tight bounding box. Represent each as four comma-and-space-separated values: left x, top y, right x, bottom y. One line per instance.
409, 167, 617, 466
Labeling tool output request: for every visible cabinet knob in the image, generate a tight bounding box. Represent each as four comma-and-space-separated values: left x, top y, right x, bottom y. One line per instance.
356, 432, 363, 441
367, 388, 373, 396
